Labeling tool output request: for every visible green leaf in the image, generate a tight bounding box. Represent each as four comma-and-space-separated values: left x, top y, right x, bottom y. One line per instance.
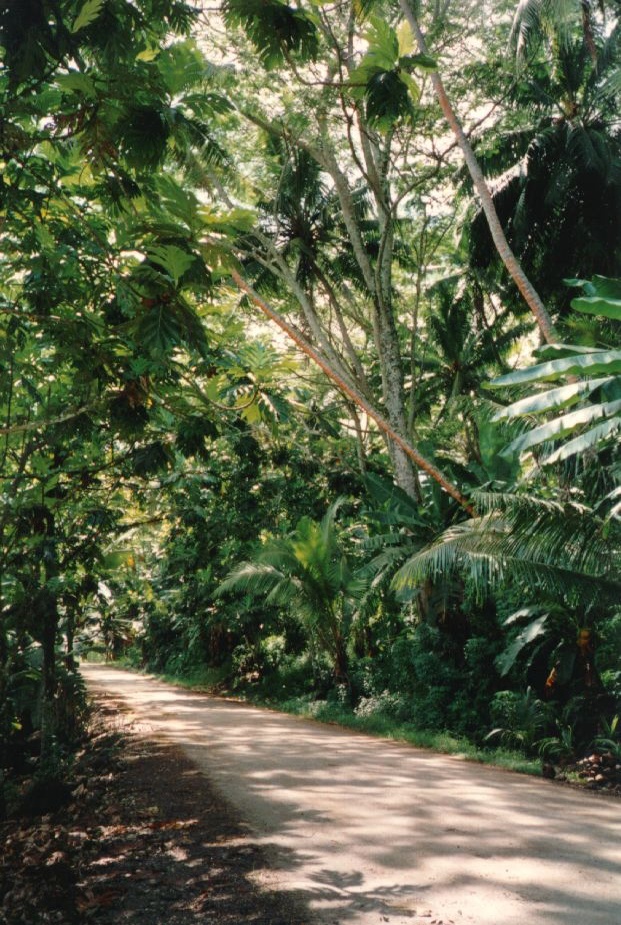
131, 442, 173, 477
571, 295, 621, 321
223, 0, 319, 68
545, 417, 621, 463
583, 276, 621, 299
399, 70, 421, 102
363, 69, 414, 128
491, 350, 621, 386
56, 73, 97, 98
396, 19, 414, 56
147, 245, 197, 286
503, 606, 545, 627
71, 0, 105, 33
199, 206, 257, 234
137, 304, 183, 354
503, 399, 621, 457
534, 343, 603, 360
398, 53, 436, 72
493, 377, 613, 419
497, 614, 549, 676
153, 175, 200, 229
363, 16, 399, 70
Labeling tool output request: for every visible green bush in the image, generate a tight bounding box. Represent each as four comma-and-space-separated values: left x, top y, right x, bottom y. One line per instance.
487, 688, 552, 754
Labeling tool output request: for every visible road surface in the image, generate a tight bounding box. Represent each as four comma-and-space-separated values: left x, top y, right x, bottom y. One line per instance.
81, 664, 621, 925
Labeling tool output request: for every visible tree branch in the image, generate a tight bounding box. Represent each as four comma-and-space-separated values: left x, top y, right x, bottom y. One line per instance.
230, 268, 474, 514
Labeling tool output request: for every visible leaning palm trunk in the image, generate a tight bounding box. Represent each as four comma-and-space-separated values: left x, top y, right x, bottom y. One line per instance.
398, 0, 558, 345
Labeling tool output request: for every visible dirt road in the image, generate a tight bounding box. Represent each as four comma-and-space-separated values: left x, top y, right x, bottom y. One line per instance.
81, 664, 620, 925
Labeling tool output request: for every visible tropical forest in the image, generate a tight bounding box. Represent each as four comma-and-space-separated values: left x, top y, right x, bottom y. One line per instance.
1, 1, 620, 901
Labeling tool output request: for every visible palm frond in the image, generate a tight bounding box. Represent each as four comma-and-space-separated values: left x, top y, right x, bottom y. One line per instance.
545, 415, 621, 461
264, 575, 301, 607
511, 0, 546, 58
491, 283, 621, 463
511, 0, 586, 59
392, 491, 620, 605
216, 560, 285, 597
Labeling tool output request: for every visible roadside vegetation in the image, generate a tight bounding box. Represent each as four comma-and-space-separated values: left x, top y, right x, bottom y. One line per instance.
1, 0, 620, 819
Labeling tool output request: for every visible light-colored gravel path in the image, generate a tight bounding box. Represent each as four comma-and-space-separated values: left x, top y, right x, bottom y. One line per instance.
81, 663, 621, 925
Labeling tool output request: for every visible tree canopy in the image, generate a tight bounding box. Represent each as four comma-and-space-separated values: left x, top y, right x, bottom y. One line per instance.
0, 0, 619, 803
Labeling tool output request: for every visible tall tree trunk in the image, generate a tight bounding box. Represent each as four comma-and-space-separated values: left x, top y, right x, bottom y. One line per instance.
346, 114, 419, 498
0, 605, 7, 820
398, 0, 559, 345
39, 586, 59, 769
240, 112, 421, 496
581, 1, 598, 67
376, 310, 420, 499
373, 182, 420, 499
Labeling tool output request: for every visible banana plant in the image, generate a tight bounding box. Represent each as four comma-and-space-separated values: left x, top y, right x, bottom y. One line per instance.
489, 277, 621, 470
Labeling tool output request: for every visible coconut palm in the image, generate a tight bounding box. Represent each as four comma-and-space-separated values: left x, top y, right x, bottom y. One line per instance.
391, 489, 620, 717
469, 15, 621, 313
412, 275, 531, 424
510, 0, 610, 66
393, 282, 621, 603
393, 490, 619, 602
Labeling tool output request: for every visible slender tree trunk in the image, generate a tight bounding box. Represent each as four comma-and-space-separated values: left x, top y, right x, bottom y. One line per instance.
0, 605, 7, 820
240, 111, 420, 497
581, 1, 598, 67
348, 403, 368, 477
398, 0, 559, 345
373, 204, 420, 499
40, 587, 59, 768
377, 310, 420, 498
353, 115, 420, 498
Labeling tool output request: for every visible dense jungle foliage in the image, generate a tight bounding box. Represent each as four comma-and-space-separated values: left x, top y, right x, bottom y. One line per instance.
0, 0, 620, 808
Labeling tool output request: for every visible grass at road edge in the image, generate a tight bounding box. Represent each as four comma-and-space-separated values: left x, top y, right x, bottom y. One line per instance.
91, 657, 541, 778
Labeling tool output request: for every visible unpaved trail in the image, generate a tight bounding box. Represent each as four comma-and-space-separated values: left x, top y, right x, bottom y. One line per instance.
81, 664, 621, 925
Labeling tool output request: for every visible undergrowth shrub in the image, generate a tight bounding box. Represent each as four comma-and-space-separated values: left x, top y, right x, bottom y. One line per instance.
488, 688, 552, 754
354, 689, 409, 720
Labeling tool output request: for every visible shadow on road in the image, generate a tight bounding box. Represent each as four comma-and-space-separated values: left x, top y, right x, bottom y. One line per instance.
83, 665, 621, 925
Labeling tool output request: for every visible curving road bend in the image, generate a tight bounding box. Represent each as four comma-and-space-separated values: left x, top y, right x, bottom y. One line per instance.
81, 664, 621, 925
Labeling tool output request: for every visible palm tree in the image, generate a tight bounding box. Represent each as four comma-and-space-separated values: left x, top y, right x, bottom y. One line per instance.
393, 490, 619, 604
510, 0, 609, 66
468, 15, 621, 313
216, 501, 367, 682
394, 287, 621, 587
392, 490, 619, 721
411, 275, 531, 426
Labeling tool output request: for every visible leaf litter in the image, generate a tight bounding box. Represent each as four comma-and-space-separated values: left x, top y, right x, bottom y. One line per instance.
0, 694, 310, 924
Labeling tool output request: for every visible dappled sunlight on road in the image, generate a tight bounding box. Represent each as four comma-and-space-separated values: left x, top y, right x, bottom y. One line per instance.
82, 664, 621, 925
